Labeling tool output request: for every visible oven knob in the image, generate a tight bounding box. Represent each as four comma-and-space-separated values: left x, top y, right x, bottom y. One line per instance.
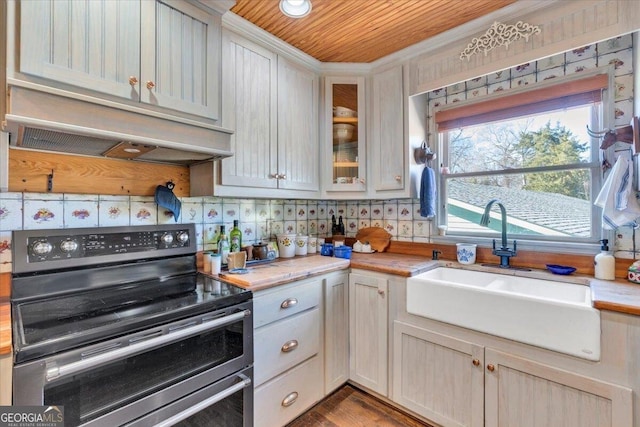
32, 241, 53, 255
60, 239, 79, 253
177, 232, 189, 244
161, 233, 174, 244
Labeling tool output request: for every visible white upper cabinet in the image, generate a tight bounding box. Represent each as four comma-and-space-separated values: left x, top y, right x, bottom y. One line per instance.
19, 0, 221, 120
370, 65, 407, 195
277, 57, 319, 192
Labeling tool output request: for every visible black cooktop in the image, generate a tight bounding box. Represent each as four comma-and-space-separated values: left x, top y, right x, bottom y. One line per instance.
13, 274, 251, 363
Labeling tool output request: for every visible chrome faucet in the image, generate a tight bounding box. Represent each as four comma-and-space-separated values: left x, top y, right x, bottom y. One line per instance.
479, 199, 517, 268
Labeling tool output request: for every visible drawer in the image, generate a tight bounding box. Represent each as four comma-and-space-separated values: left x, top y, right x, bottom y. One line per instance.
254, 278, 322, 328
254, 307, 320, 386
254, 354, 323, 427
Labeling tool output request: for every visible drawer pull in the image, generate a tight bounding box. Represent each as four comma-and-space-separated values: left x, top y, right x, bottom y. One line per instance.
281, 391, 299, 407
281, 340, 299, 353
280, 298, 298, 309
487, 364, 495, 372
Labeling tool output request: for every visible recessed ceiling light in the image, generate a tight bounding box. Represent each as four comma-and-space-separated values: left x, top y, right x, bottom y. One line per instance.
124, 148, 141, 153
279, 0, 312, 18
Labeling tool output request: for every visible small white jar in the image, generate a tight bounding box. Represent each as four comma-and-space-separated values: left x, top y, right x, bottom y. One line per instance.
456, 243, 477, 264
295, 235, 309, 256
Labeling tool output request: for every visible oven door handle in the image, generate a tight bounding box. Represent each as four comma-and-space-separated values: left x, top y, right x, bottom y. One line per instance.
46, 309, 251, 382
153, 373, 252, 427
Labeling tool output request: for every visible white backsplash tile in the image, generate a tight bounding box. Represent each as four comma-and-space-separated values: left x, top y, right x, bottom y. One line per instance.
23, 199, 64, 229
64, 200, 99, 228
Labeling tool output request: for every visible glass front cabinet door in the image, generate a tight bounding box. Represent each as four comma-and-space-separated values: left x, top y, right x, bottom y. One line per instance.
324, 76, 366, 193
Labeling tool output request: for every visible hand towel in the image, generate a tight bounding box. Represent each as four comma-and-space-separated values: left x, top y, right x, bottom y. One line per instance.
594, 156, 640, 229
155, 184, 181, 222
419, 166, 436, 218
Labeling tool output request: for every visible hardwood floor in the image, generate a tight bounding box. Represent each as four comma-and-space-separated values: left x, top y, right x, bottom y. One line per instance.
286, 385, 434, 427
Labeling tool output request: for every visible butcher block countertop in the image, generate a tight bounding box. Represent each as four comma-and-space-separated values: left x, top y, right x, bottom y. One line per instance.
1, 300, 10, 356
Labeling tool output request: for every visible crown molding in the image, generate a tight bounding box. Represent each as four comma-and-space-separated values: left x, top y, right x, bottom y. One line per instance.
222, 12, 322, 71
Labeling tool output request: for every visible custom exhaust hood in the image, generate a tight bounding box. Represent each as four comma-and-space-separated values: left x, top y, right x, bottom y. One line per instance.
4, 86, 234, 165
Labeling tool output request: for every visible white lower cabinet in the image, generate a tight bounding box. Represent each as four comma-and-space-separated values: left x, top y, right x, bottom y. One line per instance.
349, 272, 388, 396
323, 271, 349, 395
253, 276, 323, 427
393, 321, 633, 427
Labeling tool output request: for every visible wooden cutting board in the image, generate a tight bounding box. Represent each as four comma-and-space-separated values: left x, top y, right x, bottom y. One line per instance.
355, 227, 392, 252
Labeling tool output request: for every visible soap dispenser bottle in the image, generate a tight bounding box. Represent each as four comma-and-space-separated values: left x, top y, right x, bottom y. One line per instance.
594, 239, 615, 280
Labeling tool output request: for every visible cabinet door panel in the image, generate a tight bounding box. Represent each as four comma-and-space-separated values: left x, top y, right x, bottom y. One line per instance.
349, 273, 387, 395
392, 321, 484, 427
324, 273, 349, 394
371, 66, 405, 192
20, 0, 140, 100
141, 0, 220, 119
485, 349, 633, 427
277, 58, 319, 191
220, 32, 278, 188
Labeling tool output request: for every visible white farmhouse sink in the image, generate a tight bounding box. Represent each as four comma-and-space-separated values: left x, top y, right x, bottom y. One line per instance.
407, 267, 600, 360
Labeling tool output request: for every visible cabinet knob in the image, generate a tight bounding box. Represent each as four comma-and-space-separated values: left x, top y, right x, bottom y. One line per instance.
281, 391, 299, 407
395, 175, 402, 181
281, 340, 299, 353
129, 76, 138, 86
280, 297, 298, 309
146, 80, 155, 90
378, 289, 385, 296
472, 358, 480, 366
279, 174, 286, 180
487, 364, 495, 372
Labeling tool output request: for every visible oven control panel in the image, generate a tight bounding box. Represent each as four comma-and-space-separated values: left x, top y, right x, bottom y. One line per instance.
26, 229, 192, 263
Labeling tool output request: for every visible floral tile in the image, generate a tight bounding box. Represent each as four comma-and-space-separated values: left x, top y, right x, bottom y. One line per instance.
326, 204, 337, 218
240, 202, 256, 223
284, 203, 296, 221
346, 202, 358, 219
398, 221, 413, 238
446, 82, 465, 95
204, 203, 223, 223
370, 219, 383, 229
308, 220, 318, 236
343, 219, 356, 237
511, 62, 536, 77
258, 222, 270, 241
513, 74, 535, 88
428, 87, 445, 99
317, 220, 328, 236
296, 205, 308, 221
181, 201, 203, 224
597, 34, 633, 56
222, 203, 240, 222
428, 97, 445, 111
270, 200, 284, 221
270, 221, 284, 237
467, 86, 488, 98
157, 207, 178, 224
64, 200, 99, 228
296, 221, 308, 235
566, 56, 597, 75
413, 220, 430, 237
614, 226, 633, 252
193, 223, 204, 252
614, 99, 633, 127
413, 202, 423, 219
317, 203, 327, 220
446, 92, 465, 104
488, 81, 509, 94
466, 75, 487, 90
384, 220, 398, 237
398, 203, 413, 220
536, 67, 563, 82
537, 53, 565, 71
566, 44, 595, 63
383, 201, 398, 219
241, 222, 256, 243
99, 199, 129, 227
307, 202, 318, 220
130, 201, 157, 225
23, 199, 64, 229
599, 48, 633, 76
370, 203, 383, 220
255, 203, 270, 222
358, 203, 370, 219
202, 225, 219, 252
359, 219, 371, 230
23, 192, 63, 201
0, 231, 12, 273
0, 198, 23, 231
336, 204, 347, 217
487, 69, 510, 84
614, 74, 633, 101
284, 221, 296, 234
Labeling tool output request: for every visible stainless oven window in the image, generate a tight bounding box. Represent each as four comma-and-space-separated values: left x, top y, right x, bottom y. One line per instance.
43, 318, 246, 426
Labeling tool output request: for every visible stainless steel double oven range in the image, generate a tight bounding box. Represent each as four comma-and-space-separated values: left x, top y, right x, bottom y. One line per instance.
11, 224, 253, 427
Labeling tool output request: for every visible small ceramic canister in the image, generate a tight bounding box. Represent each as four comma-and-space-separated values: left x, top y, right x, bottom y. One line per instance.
203, 252, 212, 273
308, 237, 318, 254
456, 243, 477, 264
210, 253, 222, 275
295, 235, 309, 256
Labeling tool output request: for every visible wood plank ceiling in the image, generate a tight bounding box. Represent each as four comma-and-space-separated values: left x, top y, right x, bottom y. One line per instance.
230, 0, 517, 63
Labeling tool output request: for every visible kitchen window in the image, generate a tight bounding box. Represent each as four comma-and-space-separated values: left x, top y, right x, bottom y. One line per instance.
436, 72, 609, 246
